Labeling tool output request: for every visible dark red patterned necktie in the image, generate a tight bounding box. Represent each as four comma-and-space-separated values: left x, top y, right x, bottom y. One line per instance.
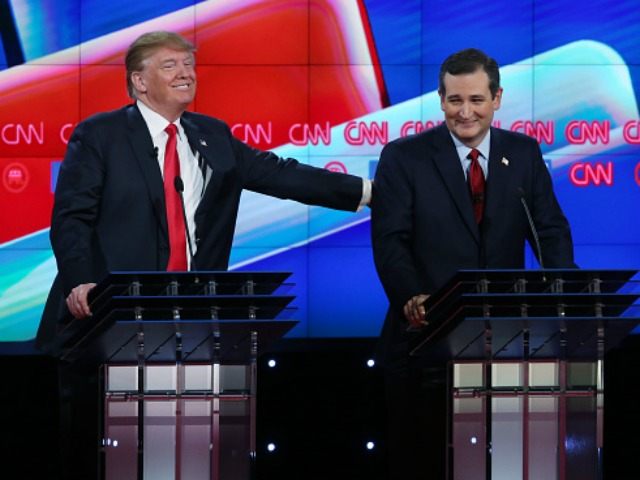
467, 148, 485, 224
164, 124, 187, 271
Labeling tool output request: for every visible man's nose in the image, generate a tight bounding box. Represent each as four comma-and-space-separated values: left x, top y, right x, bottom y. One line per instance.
459, 102, 472, 118
176, 64, 190, 77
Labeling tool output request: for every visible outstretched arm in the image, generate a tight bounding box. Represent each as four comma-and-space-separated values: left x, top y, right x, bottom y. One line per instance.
232, 132, 366, 211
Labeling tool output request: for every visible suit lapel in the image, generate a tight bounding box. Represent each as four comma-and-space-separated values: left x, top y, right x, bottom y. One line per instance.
431, 126, 480, 243
180, 114, 233, 222
125, 105, 169, 240
180, 115, 231, 175
484, 128, 511, 224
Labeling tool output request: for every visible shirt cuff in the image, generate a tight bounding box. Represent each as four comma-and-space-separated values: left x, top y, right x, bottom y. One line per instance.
357, 178, 372, 212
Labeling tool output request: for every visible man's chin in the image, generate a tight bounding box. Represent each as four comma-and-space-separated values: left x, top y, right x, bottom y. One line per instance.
174, 97, 195, 110
455, 126, 479, 135
453, 130, 478, 142
179, 92, 195, 102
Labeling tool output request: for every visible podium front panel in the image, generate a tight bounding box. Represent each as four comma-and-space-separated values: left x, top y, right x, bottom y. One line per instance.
411, 269, 640, 480
59, 271, 298, 480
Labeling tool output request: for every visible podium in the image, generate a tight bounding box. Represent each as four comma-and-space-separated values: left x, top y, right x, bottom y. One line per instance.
410, 269, 640, 480
53, 271, 298, 480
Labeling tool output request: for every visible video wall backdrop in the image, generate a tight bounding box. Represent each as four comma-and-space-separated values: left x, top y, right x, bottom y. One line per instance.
1, 0, 639, 350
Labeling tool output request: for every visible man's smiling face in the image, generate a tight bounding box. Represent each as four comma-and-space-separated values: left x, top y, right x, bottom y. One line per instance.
440, 69, 502, 148
132, 47, 196, 122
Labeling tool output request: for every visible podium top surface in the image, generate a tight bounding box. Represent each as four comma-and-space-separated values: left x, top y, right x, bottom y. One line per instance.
55, 271, 298, 364
410, 269, 640, 360
434, 268, 638, 291
89, 270, 292, 295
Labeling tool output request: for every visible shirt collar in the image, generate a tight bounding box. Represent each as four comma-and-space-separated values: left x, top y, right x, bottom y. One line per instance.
136, 100, 185, 140
449, 129, 491, 162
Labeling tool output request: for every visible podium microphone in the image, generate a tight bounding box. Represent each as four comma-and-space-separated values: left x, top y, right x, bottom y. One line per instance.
174, 176, 197, 271
517, 187, 545, 277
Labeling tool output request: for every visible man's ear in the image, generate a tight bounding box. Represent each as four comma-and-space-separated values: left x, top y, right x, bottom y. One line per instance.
492, 87, 504, 111
131, 72, 146, 94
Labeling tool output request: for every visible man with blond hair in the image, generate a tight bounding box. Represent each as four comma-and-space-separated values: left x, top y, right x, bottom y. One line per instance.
39, 31, 370, 479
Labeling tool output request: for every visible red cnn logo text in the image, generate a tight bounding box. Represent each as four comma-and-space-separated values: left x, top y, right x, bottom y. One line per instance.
569, 162, 614, 187
511, 121, 555, 144
343, 121, 388, 145
1, 123, 44, 145
565, 120, 610, 145
289, 123, 331, 146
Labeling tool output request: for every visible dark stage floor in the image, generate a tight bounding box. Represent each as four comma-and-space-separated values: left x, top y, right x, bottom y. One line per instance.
1, 336, 639, 479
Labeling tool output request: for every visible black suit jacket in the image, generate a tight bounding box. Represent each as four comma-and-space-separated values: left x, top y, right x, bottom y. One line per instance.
37, 104, 363, 351
371, 124, 575, 365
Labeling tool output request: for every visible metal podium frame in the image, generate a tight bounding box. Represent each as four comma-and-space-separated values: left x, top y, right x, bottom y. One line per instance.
52, 271, 298, 480
410, 269, 640, 480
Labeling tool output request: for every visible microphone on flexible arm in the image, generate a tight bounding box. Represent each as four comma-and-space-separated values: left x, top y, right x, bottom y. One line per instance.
517, 187, 546, 281
174, 176, 197, 271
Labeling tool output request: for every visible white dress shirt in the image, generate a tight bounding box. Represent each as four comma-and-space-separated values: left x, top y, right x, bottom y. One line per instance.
450, 129, 491, 180
137, 101, 205, 264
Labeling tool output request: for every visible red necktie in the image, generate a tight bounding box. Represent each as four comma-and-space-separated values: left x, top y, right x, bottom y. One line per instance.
467, 148, 485, 224
164, 124, 188, 271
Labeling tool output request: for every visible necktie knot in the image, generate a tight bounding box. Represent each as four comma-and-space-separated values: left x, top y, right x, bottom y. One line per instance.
467, 148, 480, 162
165, 123, 178, 138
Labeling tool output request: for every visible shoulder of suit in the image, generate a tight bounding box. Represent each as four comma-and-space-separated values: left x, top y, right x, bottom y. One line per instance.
68, 105, 135, 142
491, 126, 538, 146
386, 122, 448, 150
74, 104, 131, 128
181, 110, 229, 131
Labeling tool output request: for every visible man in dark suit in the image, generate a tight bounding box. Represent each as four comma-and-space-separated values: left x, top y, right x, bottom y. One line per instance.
371, 48, 575, 479
38, 31, 368, 346
37, 31, 369, 479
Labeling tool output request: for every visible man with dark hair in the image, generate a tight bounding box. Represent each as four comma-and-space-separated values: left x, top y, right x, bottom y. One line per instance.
372, 48, 574, 479
438, 47, 501, 98
38, 30, 370, 479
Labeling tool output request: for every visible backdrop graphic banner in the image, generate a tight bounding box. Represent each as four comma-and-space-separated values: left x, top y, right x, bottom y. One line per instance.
1, 0, 639, 344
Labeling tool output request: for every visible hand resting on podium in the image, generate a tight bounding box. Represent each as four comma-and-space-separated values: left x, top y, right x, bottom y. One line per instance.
65, 283, 97, 319
403, 294, 430, 330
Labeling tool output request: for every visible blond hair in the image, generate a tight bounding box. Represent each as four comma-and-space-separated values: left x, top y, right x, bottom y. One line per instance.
125, 31, 195, 99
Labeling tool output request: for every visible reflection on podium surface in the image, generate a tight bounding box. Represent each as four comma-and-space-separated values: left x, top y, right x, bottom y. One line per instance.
452, 361, 601, 480
104, 364, 253, 480
56, 271, 297, 480
410, 269, 640, 480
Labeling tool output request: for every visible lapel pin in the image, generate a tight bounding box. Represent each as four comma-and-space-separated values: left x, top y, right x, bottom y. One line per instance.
501, 157, 509, 166
199, 139, 208, 147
